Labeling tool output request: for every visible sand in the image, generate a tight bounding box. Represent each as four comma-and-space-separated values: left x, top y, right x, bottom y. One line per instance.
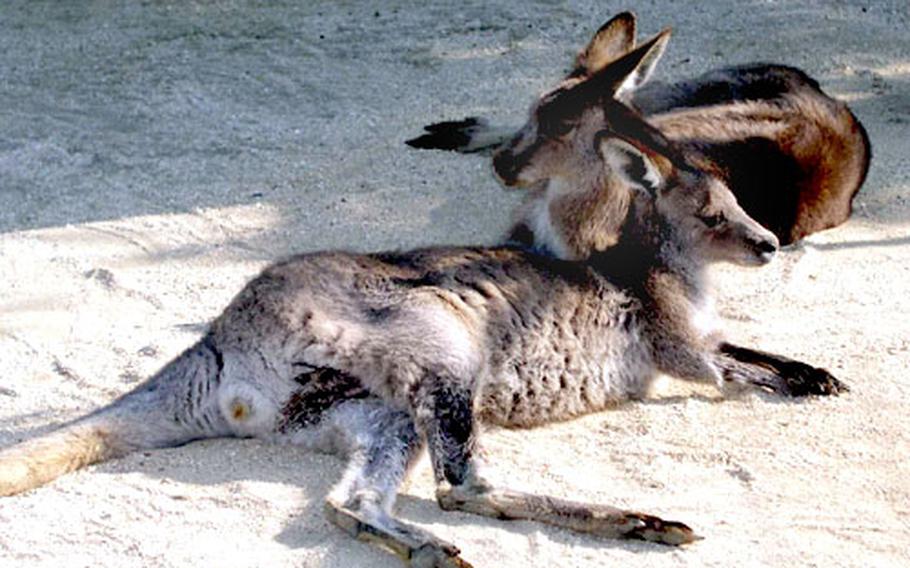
1, 1, 908, 566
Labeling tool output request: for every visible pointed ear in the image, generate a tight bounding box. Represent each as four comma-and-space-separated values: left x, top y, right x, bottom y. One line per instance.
611, 28, 671, 100
571, 12, 637, 77
599, 137, 672, 195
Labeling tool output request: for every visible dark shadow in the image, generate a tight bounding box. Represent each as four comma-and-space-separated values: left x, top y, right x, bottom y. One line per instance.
2, 0, 908, 243
637, 389, 842, 408
637, 393, 725, 406
800, 235, 910, 251
0, 1, 531, 241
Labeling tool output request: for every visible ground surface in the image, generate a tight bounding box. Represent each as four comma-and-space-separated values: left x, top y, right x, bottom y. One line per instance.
1, 1, 908, 567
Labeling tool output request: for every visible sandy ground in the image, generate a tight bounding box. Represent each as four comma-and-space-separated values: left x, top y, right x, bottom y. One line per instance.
1, 1, 908, 566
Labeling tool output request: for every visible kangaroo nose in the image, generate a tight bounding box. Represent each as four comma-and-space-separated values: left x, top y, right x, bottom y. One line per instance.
756, 239, 778, 255
751, 238, 778, 265
742, 230, 779, 266
492, 150, 521, 186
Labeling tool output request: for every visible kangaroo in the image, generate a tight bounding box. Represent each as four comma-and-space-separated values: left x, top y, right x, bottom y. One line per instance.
428, 24, 848, 398
407, 11, 871, 245
0, 36, 844, 568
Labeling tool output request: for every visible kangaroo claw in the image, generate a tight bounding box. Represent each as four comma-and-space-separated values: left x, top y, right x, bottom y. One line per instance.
621, 513, 702, 546
778, 362, 849, 396
410, 544, 474, 568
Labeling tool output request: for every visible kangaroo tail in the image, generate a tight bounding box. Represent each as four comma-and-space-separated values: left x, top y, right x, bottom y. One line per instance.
405, 117, 514, 154
0, 337, 228, 497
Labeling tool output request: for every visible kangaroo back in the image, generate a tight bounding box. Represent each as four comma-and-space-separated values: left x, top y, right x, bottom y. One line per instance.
640, 64, 871, 243
0, 338, 227, 496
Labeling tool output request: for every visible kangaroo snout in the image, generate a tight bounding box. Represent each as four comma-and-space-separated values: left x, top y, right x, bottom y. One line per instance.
750, 235, 779, 264
492, 148, 523, 187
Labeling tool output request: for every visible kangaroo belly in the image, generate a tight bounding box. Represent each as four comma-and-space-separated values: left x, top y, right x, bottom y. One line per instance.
479, 310, 654, 429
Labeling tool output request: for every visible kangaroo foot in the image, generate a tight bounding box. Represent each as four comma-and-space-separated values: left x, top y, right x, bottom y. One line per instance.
619, 511, 703, 545
437, 480, 699, 546
325, 500, 473, 568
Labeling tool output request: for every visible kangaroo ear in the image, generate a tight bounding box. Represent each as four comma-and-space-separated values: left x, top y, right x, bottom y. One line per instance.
599, 137, 670, 195
571, 12, 637, 77
611, 28, 670, 100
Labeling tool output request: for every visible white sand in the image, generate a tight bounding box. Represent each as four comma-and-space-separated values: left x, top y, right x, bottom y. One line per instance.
1, 1, 908, 566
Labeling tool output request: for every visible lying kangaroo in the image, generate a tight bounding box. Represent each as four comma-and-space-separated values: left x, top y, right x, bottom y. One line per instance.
417, 23, 849, 390
0, 36, 844, 568
407, 11, 871, 245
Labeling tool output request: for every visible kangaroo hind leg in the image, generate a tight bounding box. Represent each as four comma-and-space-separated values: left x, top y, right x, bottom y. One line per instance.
324, 400, 472, 568
0, 337, 230, 497
419, 378, 698, 547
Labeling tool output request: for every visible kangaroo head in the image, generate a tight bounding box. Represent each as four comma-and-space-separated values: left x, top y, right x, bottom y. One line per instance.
601, 138, 780, 267
497, 20, 671, 259
493, 13, 661, 189
499, 13, 777, 266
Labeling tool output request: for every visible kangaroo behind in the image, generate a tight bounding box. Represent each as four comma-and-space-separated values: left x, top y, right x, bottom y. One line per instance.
406, 11, 871, 245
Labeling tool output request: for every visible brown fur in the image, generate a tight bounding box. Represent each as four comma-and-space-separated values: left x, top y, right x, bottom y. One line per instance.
408, 12, 871, 246
648, 88, 870, 242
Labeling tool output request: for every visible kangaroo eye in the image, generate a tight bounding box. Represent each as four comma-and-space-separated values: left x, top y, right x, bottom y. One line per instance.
699, 212, 726, 228
535, 90, 580, 137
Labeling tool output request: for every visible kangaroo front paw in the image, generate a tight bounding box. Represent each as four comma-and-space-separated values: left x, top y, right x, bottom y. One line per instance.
779, 362, 849, 397
719, 356, 849, 398
619, 512, 701, 546
717, 344, 849, 397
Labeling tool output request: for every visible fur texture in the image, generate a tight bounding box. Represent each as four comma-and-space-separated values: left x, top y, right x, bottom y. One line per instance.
0, 23, 847, 566
406, 12, 871, 246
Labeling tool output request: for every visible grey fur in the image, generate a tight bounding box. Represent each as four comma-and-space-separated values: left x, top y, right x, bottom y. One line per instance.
0, 29, 845, 567
0, 139, 843, 566
409, 16, 851, 418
